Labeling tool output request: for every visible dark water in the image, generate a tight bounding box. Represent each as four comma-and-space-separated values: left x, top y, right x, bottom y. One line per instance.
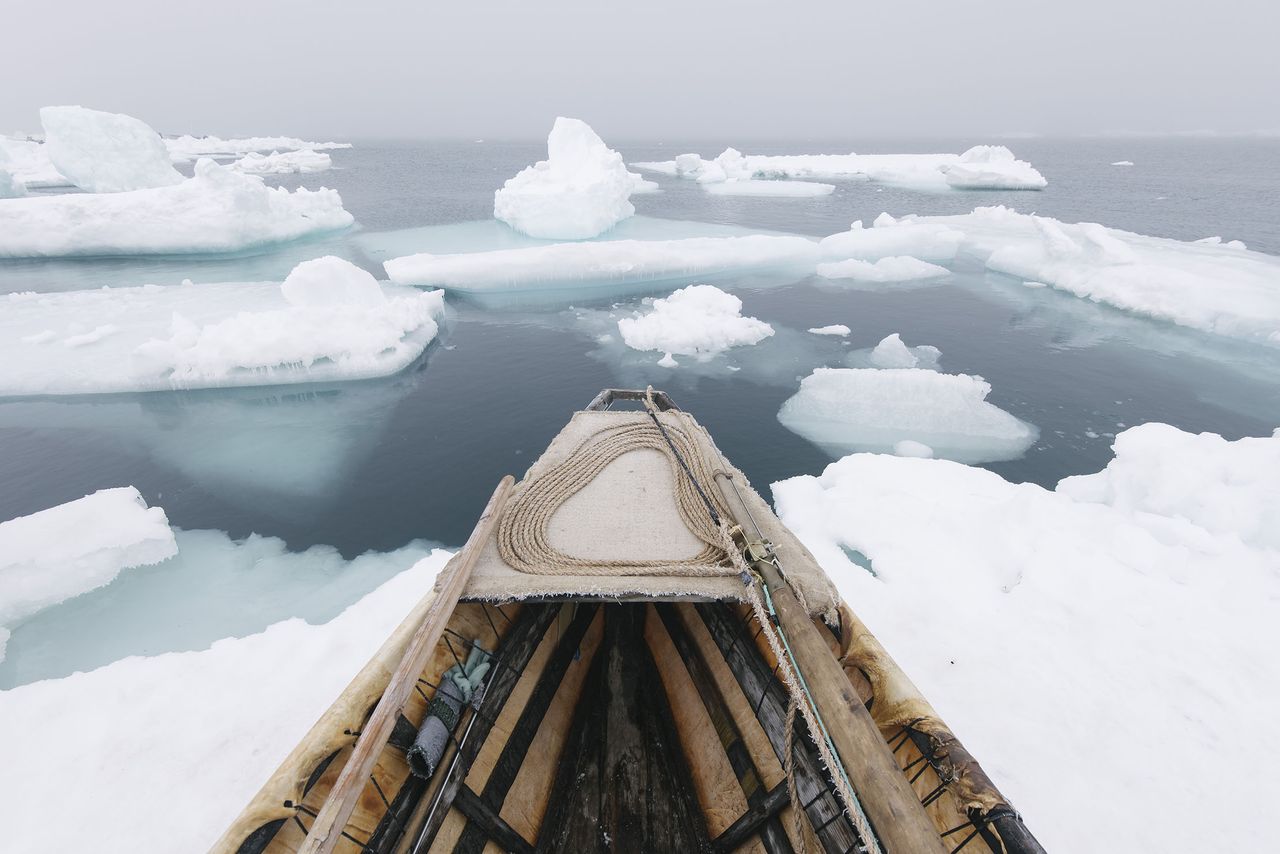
1, 137, 1278, 561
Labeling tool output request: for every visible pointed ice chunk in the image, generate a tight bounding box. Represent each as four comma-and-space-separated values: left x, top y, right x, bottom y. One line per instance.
40, 106, 184, 192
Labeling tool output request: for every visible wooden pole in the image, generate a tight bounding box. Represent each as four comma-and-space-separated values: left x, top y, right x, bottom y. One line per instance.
300, 475, 515, 854
755, 560, 949, 854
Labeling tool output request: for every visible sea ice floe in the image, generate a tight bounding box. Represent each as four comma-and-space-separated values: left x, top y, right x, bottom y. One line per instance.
229, 149, 332, 174
165, 134, 350, 162
40, 106, 183, 193
817, 256, 950, 283
771, 423, 1280, 851
808, 324, 851, 336
777, 367, 1037, 462
0, 548, 452, 854
1, 257, 445, 395
384, 235, 819, 303
0, 135, 72, 188
0, 487, 176, 654
494, 117, 638, 239
910, 206, 1280, 346
634, 144, 1046, 191
853, 332, 942, 369
0, 158, 353, 258
617, 285, 774, 363
820, 215, 964, 263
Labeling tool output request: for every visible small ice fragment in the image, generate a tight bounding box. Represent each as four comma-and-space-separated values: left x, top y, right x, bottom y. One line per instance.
229, 149, 332, 174
893, 439, 934, 458
868, 333, 919, 368
617, 285, 773, 361
658, 352, 678, 368
808, 324, 851, 336
1111, 161, 1135, 166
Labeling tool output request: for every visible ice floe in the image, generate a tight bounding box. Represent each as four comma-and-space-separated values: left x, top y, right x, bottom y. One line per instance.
0, 548, 452, 854
910, 206, 1280, 346
229, 149, 332, 174
777, 367, 1037, 462
819, 215, 963, 263
808, 324, 851, 336
494, 117, 637, 239
0, 135, 73, 188
859, 332, 942, 369
771, 424, 1280, 851
617, 285, 774, 363
0, 158, 352, 258
1, 257, 445, 395
165, 134, 350, 162
40, 106, 183, 193
0, 488, 175, 655
817, 256, 950, 283
634, 144, 1046, 191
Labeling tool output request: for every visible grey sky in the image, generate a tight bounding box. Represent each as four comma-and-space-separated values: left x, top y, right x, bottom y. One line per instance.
4, 0, 1277, 140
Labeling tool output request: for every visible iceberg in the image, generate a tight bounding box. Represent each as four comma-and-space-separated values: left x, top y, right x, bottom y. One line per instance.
817, 256, 950, 283
0, 158, 353, 258
0, 488, 176, 649
820, 215, 964, 263
0, 549, 452, 854
777, 367, 1037, 462
494, 117, 637, 239
384, 235, 819, 301
40, 106, 183, 193
634, 144, 1046, 191
617, 285, 774, 362
0, 257, 445, 395
771, 424, 1280, 851
910, 206, 1280, 346
165, 134, 350, 162
229, 149, 332, 174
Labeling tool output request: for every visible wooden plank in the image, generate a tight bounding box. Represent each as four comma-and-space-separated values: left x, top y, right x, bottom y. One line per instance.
713, 782, 791, 853
753, 560, 948, 854
453, 786, 536, 854
299, 476, 515, 854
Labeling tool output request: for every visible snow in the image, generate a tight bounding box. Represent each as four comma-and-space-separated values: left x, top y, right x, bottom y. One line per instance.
0, 135, 73, 187
0, 488, 176, 651
817, 256, 950, 283
165, 134, 350, 162
229, 149, 332, 174
493, 117, 636, 239
384, 235, 819, 298
911, 206, 1280, 346
0, 158, 353, 258
808, 324, 851, 336
819, 215, 964, 263
0, 548, 452, 854
703, 179, 835, 197
617, 285, 774, 362
633, 144, 1046, 191
777, 367, 1037, 463
1, 258, 445, 395
771, 424, 1280, 852
40, 106, 183, 193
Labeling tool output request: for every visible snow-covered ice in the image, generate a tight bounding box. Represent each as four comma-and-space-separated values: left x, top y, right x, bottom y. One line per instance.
820, 215, 964, 263
384, 235, 819, 300
817, 256, 950, 283
617, 285, 774, 362
165, 134, 350, 162
912, 206, 1280, 346
493, 117, 637, 239
808, 324, 851, 336
1, 257, 445, 395
864, 332, 942, 369
0, 136, 72, 187
777, 367, 1037, 462
634, 145, 1046, 191
40, 106, 183, 193
0, 548, 452, 853
0, 158, 353, 258
0, 167, 22, 199
0, 488, 176, 653
772, 423, 1280, 851
229, 149, 332, 174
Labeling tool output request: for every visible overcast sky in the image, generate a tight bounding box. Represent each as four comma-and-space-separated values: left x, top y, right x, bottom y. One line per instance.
4, 0, 1277, 141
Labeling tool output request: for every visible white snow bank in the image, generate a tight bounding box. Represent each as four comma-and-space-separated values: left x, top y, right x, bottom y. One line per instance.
634, 145, 1046, 191
0, 548, 452, 854
384, 235, 819, 294
494, 117, 636, 239
817, 256, 949, 283
0, 158, 352, 258
771, 424, 1280, 852
0, 488, 175, 645
913, 206, 1280, 346
617, 285, 774, 362
808, 324, 850, 336
229, 149, 332, 174
165, 134, 350, 162
820, 214, 964, 263
777, 367, 1036, 462
40, 106, 183, 193
866, 333, 941, 369
1, 258, 445, 395
0, 135, 72, 187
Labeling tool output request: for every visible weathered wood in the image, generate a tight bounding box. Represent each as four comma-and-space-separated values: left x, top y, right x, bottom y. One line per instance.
300, 476, 517, 854
452, 604, 600, 853
584, 388, 679, 412
410, 603, 562, 850
754, 561, 949, 854
656, 604, 793, 854
452, 786, 536, 854
713, 782, 791, 853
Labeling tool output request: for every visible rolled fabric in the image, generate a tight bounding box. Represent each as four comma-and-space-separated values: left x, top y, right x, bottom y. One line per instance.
406, 646, 491, 779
